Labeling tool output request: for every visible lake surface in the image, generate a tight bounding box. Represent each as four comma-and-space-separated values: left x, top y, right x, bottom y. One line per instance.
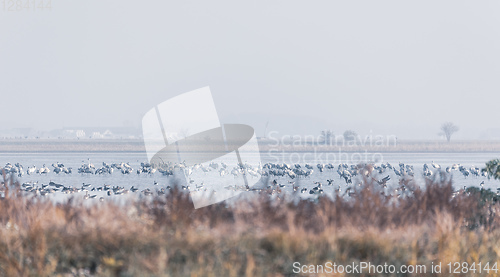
1, 151, 499, 203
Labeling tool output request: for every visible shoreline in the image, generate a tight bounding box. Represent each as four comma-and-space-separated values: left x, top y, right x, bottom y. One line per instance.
0, 139, 500, 153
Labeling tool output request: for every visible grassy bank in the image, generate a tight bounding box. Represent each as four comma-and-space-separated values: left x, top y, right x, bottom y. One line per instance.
1, 172, 500, 276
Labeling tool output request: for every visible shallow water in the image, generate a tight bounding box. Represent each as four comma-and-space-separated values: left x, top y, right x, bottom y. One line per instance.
1, 151, 499, 203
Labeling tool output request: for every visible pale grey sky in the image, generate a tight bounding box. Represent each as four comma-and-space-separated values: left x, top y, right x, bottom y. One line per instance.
1, 0, 499, 139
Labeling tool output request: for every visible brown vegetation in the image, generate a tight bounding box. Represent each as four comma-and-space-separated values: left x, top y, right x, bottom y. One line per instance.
1, 170, 500, 276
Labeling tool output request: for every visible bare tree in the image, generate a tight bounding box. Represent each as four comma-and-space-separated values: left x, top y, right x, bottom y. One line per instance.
320, 130, 333, 145
343, 130, 358, 144
440, 122, 459, 142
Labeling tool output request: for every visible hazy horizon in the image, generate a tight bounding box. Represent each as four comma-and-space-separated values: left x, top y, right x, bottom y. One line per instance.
1, 0, 500, 140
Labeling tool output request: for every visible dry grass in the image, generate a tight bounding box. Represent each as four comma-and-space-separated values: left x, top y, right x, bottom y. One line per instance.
1, 170, 500, 276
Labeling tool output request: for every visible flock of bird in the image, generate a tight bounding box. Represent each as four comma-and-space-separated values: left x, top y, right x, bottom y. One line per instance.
18, 180, 176, 201
256, 161, 491, 198
261, 161, 487, 182
0, 159, 495, 201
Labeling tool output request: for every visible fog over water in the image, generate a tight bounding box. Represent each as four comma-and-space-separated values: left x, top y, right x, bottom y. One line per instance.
1, 1, 500, 139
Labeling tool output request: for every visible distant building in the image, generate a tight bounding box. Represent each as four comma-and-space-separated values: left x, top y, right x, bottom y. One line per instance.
59, 127, 141, 139
0, 127, 141, 139
91, 132, 104, 139
76, 130, 86, 138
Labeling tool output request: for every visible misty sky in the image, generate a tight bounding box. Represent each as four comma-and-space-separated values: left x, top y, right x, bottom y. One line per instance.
1, 0, 499, 139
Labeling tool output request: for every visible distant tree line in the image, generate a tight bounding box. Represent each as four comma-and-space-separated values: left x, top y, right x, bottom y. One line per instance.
320, 129, 359, 145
